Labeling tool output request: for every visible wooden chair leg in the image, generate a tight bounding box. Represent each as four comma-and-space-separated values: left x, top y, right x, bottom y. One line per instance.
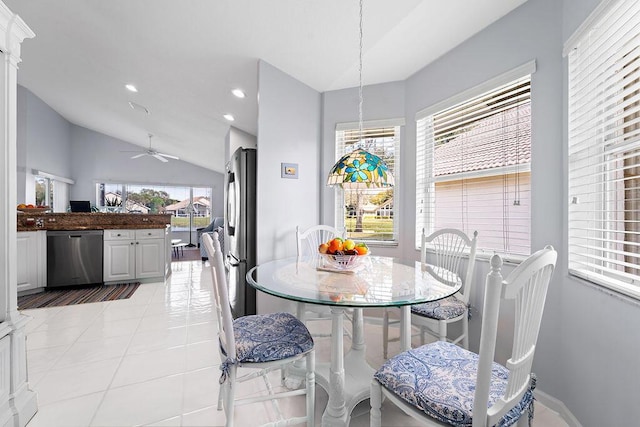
382, 308, 389, 359
306, 351, 316, 427
462, 315, 469, 349
226, 367, 236, 427
370, 379, 383, 427
438, 320, 447, 342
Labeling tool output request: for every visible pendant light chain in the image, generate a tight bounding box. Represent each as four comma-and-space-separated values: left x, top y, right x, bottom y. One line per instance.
358, 0, 364, 147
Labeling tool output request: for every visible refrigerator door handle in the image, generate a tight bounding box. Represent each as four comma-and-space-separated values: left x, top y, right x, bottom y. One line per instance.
227, 253, 242, 267
226, 171, 237, 237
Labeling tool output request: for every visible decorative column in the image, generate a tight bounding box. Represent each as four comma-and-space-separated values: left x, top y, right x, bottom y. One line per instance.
0, 3, 37, 427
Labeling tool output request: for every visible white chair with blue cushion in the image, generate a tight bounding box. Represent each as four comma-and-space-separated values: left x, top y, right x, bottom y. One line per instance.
203, 231, 316, 427
383, 228, 478, 358
371, 245, 557, 427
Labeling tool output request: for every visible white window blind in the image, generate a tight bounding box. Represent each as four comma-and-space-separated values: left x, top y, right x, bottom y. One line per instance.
335, 119, 402, 243
416, 76, 532, 255
567, 0, 640, 299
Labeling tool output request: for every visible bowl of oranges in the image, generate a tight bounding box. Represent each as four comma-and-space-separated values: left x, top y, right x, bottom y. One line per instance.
318, 237, 369, 270
17, 204, 50, 214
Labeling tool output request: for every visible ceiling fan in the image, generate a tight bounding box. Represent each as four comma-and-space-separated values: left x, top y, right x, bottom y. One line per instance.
123, 134, 180, 163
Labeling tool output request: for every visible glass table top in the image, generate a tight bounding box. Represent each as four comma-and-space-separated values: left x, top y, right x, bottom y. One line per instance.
246, 256, 461, 308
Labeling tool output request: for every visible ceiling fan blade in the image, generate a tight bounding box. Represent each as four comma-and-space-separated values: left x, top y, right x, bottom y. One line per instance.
131, 153, 147, 159
153, 154, 169, 162
157, 152, 180, 160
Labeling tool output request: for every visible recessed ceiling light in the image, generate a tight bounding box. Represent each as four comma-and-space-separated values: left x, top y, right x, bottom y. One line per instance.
128, 101, 150, 115
125, 84, 138, 93
231, 89, 245, 98
223, 114, 235, 121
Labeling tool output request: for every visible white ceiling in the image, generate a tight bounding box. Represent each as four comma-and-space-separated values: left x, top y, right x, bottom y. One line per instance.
5, 0, 526, 174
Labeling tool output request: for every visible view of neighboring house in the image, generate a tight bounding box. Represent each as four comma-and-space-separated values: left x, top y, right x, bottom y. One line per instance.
432, 103, 531, 253
164, 196, 211, 217
104, 192, 150, 214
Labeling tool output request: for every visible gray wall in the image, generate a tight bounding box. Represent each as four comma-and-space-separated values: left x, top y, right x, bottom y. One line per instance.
16, 86, 225, 218
316, 0, 639, 424
256, 60, 322, 313
16, 86, 72, 204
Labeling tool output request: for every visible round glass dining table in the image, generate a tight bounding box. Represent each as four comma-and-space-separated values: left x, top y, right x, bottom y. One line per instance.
246, 255, 461, 427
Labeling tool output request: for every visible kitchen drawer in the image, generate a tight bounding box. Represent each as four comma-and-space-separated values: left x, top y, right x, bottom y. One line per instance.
135, 228, 165, 240
104, 229, 135, 241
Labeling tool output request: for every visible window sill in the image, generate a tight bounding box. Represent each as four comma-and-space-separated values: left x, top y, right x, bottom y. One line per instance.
569, 268, 640, 302
365, 240, 399, 248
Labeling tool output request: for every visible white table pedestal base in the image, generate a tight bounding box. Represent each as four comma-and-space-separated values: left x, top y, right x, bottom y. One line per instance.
312, 307, 371, 426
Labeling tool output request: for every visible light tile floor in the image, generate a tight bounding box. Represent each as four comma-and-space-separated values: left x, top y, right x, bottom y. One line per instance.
23, 260, 568, 426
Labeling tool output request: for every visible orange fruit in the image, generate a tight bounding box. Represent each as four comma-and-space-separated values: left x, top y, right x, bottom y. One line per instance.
354, 243, 368, 255
328, 238, 343, 254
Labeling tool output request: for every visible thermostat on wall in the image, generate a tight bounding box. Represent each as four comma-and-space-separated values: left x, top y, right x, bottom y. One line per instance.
281, 163, 298, 179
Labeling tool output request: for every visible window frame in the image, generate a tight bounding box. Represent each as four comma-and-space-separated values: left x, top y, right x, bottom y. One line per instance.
334, 118, 404, 245
565, 0, 640, 300
415, 61, 536, 257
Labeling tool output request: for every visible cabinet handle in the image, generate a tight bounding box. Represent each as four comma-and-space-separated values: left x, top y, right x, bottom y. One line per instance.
136, 241, 139, 245
130, 242, 134, 245
117, 234, 121, 237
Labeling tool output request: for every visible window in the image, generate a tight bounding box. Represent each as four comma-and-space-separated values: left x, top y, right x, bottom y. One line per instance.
416, 64, 534, 256
96, 183, 213, 232
34, 171, 73, 212
35, 176, 53, 207
334, 119, 403, 243
566, 0, 640, 299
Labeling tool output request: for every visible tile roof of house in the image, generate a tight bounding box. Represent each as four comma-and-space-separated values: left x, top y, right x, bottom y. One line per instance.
434, 103, 531, 176
164, 196, 211, 211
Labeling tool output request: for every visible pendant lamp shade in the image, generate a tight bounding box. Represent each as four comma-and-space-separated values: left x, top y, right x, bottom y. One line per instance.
326, 148, 394, 189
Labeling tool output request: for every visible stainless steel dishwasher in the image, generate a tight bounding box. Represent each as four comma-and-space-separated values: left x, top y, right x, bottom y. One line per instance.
47, 230, 104, 287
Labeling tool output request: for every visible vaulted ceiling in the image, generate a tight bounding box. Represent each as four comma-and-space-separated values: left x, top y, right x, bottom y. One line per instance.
5, 0, 526, 173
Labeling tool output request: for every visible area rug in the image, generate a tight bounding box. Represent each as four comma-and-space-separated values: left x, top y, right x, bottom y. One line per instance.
18, 282, 141, 310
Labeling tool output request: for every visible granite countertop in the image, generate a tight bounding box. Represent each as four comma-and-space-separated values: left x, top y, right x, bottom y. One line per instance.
17, 212, 172, 232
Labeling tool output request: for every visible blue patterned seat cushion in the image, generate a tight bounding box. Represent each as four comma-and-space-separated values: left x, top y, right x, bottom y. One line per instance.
232, 312, 314, 363
374, 341, 534, 427
411, 295, 467, 320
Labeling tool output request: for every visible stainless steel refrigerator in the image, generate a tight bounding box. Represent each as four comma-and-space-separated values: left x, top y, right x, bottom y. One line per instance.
225, 147, 257, 317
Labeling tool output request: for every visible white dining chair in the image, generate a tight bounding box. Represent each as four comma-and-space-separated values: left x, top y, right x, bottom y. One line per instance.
382, 228, 478, 358
371, 245, 557, 427
203, 232, 316, 427
296, 224, 351, 339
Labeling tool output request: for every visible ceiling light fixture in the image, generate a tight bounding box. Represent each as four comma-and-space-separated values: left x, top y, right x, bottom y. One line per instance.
125, 84, 138, 93
128, 101, 150, 115
326, 0, 394, 189
223, 114, 235, 121
231, 89, 246, 98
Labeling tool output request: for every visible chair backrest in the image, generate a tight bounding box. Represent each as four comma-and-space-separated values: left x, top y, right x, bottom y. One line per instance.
202, 233, 223, 331
204, 231, 236, 361
296, 225, 343, 258
421, 228, 478, 303
472, 245, 557, 427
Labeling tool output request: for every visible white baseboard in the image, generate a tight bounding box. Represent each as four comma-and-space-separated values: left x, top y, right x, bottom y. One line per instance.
534, 388, 582, 427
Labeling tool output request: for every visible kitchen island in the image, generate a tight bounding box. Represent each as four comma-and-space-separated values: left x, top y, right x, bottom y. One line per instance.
17, 212, 172, 231
17, 213, 173, 293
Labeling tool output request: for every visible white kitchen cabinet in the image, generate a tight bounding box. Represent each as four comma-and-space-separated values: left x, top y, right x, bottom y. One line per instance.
104, 229, 166, 283
16, 231, 46, 292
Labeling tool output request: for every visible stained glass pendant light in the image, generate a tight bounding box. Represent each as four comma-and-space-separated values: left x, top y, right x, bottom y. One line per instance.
326, 0, 394, 189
